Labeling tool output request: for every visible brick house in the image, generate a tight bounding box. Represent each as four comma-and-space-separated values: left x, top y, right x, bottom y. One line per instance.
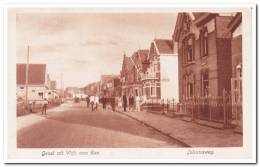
227, 12, 242, 96
120, 50, 149, 96
142, 39, 179, 101
173, 12, 234, 101
83, 81, 100, 96
100, 75, 121, 97
227, 12, 242, 131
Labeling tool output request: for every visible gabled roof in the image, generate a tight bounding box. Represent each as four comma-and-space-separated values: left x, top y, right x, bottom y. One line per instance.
192, 12, 206, 19
154, 39, 173, 54
130, 49, 149, 73
193, 13, 218, 26
137, 49, 149, 62
173, 12, 218, 42
121, 54, 133, 75
227, 12, 242, 33
17, 64, 46, 85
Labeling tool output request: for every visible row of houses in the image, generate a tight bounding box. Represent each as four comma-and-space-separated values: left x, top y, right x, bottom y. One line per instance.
80, 12, 242, 118
16, 64, 61, 104
82, 75, 121, 97
120, 12, 242, 106
120, 40, 179, 101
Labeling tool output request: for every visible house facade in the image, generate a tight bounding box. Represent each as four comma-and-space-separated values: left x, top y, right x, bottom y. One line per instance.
16, 64, 50, 102
83, 82, 100, 96
142, 39, 179, 101
227, 12, 243, 131
100, 75, 121, 97
228, 12, 242, 101
120, 50, 149, 96
173, 13, 234, 101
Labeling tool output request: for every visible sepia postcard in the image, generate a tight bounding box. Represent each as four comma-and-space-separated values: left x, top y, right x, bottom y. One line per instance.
3, 2, 257, 163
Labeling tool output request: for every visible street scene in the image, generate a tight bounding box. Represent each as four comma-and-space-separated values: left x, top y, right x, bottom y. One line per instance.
15, 11, 243, 148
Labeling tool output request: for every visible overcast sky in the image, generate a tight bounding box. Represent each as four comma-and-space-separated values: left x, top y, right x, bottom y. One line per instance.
16, 11, 177, 88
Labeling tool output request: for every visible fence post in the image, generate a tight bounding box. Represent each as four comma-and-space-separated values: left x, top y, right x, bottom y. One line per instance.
223, 89, 227, 128
209, 97, 212, 121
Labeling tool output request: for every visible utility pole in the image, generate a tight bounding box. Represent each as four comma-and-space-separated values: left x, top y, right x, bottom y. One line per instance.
25, 45, 30, 106
60, 73, 63, 98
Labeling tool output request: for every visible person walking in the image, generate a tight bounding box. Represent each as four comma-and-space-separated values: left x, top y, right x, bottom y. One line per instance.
130, 94, 135, 112
94, 95, 99, 111
102, 95, 107, 111
123, 94, 127, 112
90, 95, 95, 111
111, 95, 116, 112
86, 95, 90, 108
135, 95, 141, 112
42, 98, 48, 115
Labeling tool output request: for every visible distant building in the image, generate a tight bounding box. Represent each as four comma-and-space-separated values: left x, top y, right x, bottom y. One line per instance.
64, 87, 80, 98
16, 64, 49, 101
83, 82, 100, 96
100, 75, 121, 97
173, 12, 234, 101
142, 39, 179, 101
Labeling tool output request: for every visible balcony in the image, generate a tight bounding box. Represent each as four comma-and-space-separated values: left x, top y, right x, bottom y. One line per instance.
141, 73, 159, 81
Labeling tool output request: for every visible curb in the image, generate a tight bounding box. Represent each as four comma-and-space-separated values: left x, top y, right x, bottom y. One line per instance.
118, 110, 191, 148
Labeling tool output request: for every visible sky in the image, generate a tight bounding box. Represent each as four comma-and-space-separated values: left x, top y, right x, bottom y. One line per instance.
16, 10, 177, 88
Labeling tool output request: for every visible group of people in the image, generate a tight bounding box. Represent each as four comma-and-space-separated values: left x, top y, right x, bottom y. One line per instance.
85, 95, 99, 111
84, 94, 142, 112
122, 94, 142, 112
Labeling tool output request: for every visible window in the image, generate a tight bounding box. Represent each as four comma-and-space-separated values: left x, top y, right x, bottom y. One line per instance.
185, 75, 195, 98
200, 27, 208, 57
38, 92, 44, 99
182, 34, 195, 64
201, 71, 209, 97
236, 64, 242, 78
135, 89, 138, 96
187, 83, 194, 97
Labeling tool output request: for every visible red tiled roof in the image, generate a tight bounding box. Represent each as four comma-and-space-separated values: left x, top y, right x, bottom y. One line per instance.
154, 39, 173, 54
17, 64, 46, 85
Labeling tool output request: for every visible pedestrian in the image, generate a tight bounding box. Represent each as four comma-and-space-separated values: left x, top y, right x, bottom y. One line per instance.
117, 97, 122, 108
135, 95, 141, 112
86, 95, 90, 108
130, 94, 135, 112
111, 95, 116, 112
102, 95, 106, 111
94, 95, 99, 111
90, 95, 95, 111
42, 98, 48, 115
123, 94, 127, 112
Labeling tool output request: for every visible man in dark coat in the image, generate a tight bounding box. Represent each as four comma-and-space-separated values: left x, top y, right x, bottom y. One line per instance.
86, 96, 90, 108
123, 94, 127, 112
